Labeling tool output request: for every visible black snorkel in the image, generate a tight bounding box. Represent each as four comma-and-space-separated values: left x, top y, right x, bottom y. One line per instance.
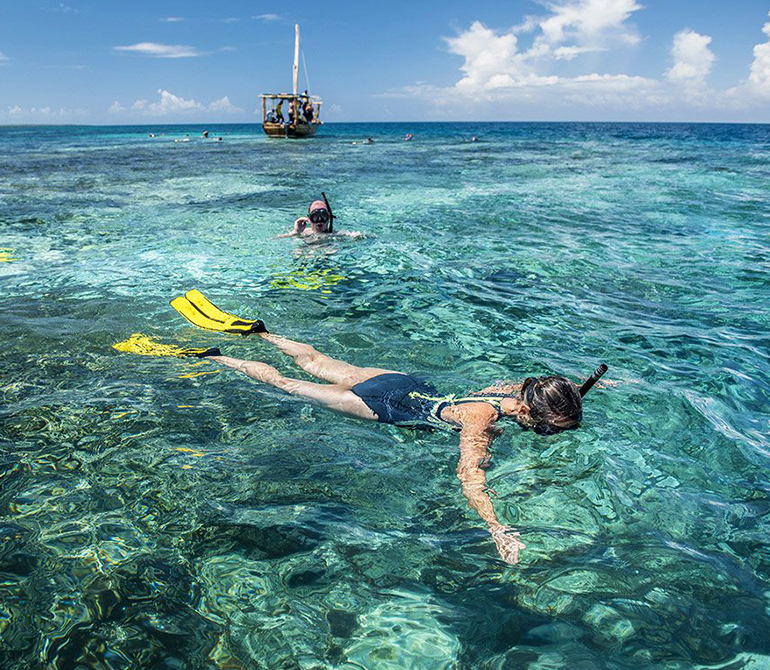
321, 191, 334, 233
579, 364, 608, 397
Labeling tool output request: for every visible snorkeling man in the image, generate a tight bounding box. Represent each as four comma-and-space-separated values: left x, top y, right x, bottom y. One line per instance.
278, 196, 362, 239
160, 292, 608, 564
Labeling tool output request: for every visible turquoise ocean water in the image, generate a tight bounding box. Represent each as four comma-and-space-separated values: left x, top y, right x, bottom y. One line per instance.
1, 122, 770, 669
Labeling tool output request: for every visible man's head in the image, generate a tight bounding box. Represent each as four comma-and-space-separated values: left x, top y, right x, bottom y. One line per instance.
308, 200, 331, 233
518, 376, 583, 435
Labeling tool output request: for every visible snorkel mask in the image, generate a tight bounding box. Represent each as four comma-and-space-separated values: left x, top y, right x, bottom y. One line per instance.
309, 208, 330, 225
307, 194, 335, 232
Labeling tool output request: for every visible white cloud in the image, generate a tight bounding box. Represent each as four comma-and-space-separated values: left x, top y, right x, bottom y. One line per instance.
387, 1, 770, 116
445, 22, 529, 94
528, 0, 642, 60
747, 12, 770, 96
208, 95, 242, 113
147, 89, 204, 114
389, 72, 660, 109
0, 52, 8, 64
114, 42, 204, 58
0, 105, 89, 123
553, 45, 605, 60
161, 17, 185, 23
117, 90, 244, 116
538, 0, 641, 43
666, 29, 715, 83
54, 3, 77, 13
252, 14, 280, 21
435, 4, 650, 106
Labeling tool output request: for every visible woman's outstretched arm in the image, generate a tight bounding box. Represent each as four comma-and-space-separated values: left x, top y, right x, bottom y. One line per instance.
456, 415, 525, 565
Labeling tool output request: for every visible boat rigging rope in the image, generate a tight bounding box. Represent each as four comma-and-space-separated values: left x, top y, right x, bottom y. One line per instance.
301, 48, 311, 94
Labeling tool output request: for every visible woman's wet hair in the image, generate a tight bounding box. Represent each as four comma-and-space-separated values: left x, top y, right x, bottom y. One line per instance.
469, 376, 583, 434
524, 376, 583, 433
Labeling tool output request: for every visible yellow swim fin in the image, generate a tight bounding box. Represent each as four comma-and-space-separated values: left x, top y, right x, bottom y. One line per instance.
113, 333, 221, 358
171, 290, 267, 335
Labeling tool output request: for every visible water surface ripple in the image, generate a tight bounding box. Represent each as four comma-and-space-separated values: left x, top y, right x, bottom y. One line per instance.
1, 122, 770, 669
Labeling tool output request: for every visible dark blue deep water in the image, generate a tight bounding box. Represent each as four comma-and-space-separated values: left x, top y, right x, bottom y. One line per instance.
1, 122, 770, 669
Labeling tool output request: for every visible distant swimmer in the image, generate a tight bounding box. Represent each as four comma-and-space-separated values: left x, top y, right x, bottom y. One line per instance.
471, 136, 478, 142
149, 133, 156, 138
278, 193, 363, 239
202, 130, 209, 138
365, 137, 374, 144
151, 291, 609, 564
404, 133, 413, 141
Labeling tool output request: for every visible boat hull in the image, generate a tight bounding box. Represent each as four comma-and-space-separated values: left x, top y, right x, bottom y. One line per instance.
262, 122, 319, 139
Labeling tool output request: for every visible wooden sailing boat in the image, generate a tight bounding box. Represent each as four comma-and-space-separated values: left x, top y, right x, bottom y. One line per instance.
259, 24, 322, 138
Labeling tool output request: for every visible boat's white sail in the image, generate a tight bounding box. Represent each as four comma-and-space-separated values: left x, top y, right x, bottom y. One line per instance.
292, 24, 300, 97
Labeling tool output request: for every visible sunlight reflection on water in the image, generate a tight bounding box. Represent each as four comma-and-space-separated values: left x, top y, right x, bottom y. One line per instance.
1, 122, 770, 669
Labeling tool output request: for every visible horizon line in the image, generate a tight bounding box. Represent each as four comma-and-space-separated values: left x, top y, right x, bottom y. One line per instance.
1, 119, 770, 128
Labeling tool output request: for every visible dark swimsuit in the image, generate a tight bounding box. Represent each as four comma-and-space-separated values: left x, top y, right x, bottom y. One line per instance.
350, 373, 508, 431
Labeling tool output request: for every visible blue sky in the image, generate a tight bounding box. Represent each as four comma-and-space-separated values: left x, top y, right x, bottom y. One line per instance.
1, 0, 769, 124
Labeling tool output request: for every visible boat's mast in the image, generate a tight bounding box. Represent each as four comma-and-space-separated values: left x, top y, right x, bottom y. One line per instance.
292, 24, 300, 97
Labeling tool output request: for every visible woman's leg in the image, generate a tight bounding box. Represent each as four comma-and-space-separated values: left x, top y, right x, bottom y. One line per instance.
209, 355, 379, 420
257, 333, 398, 387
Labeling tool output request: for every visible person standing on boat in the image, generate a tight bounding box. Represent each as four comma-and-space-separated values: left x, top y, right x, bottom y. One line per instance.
303, 101, 314, 123
283, 99, 296, 137
274, 100, 284, 124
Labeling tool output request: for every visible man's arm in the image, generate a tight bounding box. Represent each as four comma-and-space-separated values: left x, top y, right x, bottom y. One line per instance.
277, 217, 309, 238
456, 415, 525, 564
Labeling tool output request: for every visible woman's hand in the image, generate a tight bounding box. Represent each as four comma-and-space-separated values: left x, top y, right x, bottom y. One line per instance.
489, 525, 526, 565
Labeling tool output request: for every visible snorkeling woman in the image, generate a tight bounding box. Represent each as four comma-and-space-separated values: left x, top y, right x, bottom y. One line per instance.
167, 292, 607, 565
